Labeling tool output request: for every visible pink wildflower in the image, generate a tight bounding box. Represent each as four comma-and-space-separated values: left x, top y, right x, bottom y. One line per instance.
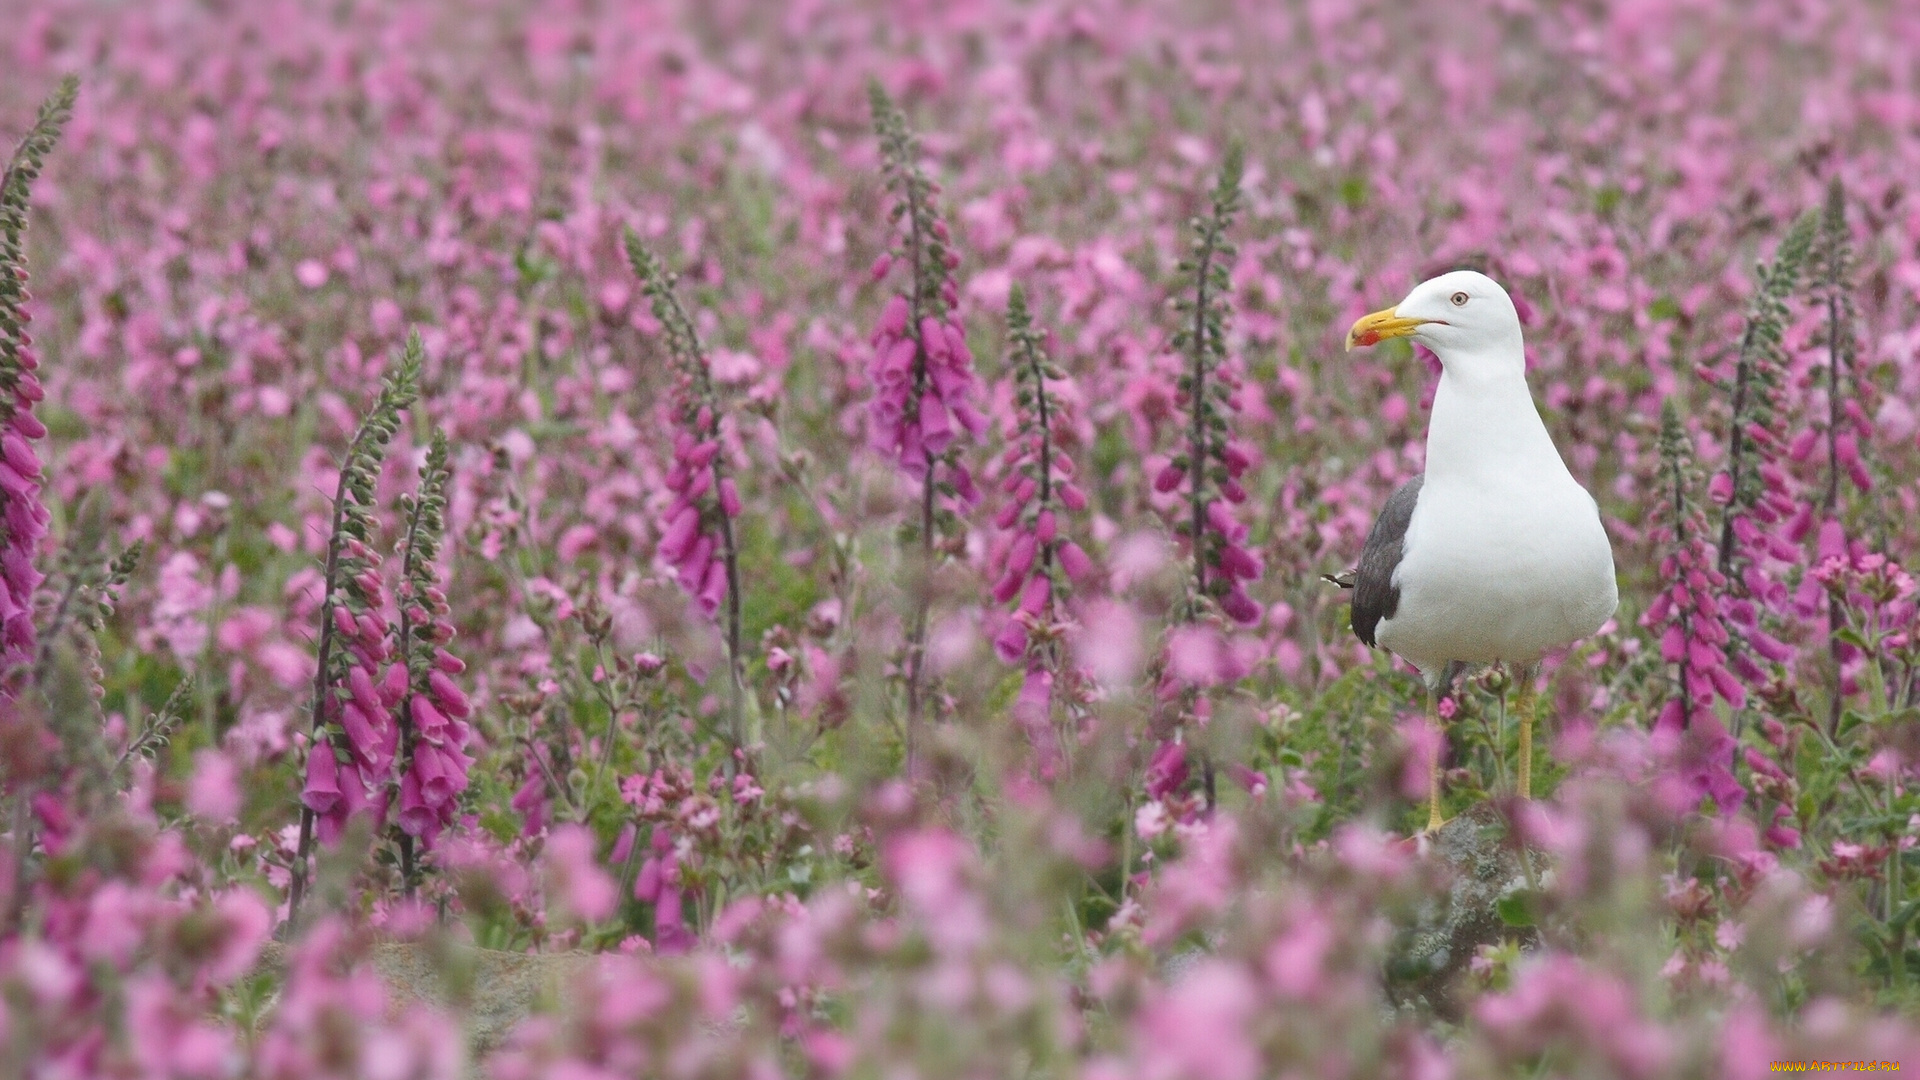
628, 235, 742, 622
1641, 403, 1743, 813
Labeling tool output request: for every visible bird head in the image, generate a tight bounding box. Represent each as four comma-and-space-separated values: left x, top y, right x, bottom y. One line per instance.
1344, 270, 1524, 371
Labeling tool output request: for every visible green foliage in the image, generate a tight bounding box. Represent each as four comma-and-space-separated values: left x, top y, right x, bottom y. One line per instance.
1810, 177, 1858, 361
396, 429, 453, 654
34, 490, 141, 687
0, 77, 76, 243
1715, 208, 1814, 574
869, 81, 952, 324
320, 331, 422, 668
1811, 175, 1863, 515
116, 675, 196, 776
624, 230, 716, 413
1659, 399, 1697, 524
1005, 283, 1068, 572
336, 332, 424, 549
0, 76, 77, 396
733, 508, 822, 645
1169, 142, 1245, 610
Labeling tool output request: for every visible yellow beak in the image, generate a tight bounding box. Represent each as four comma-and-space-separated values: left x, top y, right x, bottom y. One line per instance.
1345, 309, 1430, 352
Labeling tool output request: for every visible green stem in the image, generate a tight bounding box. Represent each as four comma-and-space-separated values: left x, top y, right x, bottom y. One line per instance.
1715, 319, 1760, 577
390, 489, 435, 896
901, 166, 934, 777
286, 455, 362, 931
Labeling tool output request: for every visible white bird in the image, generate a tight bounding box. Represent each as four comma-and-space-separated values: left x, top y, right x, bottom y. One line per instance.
1338, 270, 1617, 832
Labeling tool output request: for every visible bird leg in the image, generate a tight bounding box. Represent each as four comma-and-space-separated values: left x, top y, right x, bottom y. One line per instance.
1424, 689, 1447, 833
1514, 664, 1538, 800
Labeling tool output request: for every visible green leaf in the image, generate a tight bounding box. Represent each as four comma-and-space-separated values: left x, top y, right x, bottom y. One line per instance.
514, 246, 557, 286
1833, 627, 1873, 652
1496, 892, 1536, 928
1889, 899, 1920, 934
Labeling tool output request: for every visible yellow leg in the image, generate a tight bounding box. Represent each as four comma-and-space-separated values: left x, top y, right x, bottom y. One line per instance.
1514, 666, 1536, 801
1425, 692, 1447, 833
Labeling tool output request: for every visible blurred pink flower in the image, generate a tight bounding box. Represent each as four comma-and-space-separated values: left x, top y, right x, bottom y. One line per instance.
1263, 903, 1336, 999
543, 824, 616, 924
1135, 961, 1260, 1080
186, 749, 242, 824
1073, 598, 1143, 689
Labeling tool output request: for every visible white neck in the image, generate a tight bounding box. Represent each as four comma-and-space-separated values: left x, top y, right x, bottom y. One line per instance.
1423, 346, 1570, 485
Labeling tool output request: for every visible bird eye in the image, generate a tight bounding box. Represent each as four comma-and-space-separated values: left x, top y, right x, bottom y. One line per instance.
1449, 291, 1470, 307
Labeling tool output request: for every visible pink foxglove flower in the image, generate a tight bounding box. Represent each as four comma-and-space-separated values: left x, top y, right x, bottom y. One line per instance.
867, 81, 985, 764
0, 79, 72, 690
623, 768, 710, 956
1642, 402, 1743, 813
311, 535, 400, 845
290, 337, 420, 924
1706, 212, 1812, 688
988, 285, 1097, 773
627, 232, 742, 622
392, 432, 472, 873
1161, 146, 1261, 629
1789, 181, 1879, 733
627, 232, 750, 750
865, 85, 985, 495
1145, 146, 1258, 817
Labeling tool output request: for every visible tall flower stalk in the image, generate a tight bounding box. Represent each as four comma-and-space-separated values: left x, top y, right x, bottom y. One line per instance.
392, 430, 471, 893
626, 230, 747, 756
35, 535, 141, 690
1708, 210, 1814, 691
1804, 178, 1871, 734
1810, 179, 1867, 518
286, 334, 421, 928
0, 78, 74, 935
866, 82, 984, 772
1645, 400, 1744, 812
1145, 145, 1259, 813
990, 285, 1095, 774
0, 77, 74, 694
1711, 210, 1814, 579
1160, 143, 1260, 628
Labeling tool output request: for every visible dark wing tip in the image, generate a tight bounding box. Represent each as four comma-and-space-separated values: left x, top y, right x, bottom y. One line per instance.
1350, 475, 1424, 649
1323, 570, 1357, 589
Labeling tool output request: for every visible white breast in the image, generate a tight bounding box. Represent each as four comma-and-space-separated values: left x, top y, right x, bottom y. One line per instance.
1377, 473, 1617, 670
1373, 360, 1618, 673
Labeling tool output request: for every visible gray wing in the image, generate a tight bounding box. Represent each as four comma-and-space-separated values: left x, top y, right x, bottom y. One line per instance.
1351, 475, 1423, 649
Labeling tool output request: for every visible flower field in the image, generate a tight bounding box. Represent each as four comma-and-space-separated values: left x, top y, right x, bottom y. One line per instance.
5, 0, 1920, 1074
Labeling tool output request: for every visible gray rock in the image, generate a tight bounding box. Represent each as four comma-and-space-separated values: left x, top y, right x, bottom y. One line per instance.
1384, 801, 1542, 1019
254, 939, 595, 1061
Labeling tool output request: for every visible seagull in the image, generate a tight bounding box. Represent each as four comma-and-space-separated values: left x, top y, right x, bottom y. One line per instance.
1335, 269, 1617, 832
